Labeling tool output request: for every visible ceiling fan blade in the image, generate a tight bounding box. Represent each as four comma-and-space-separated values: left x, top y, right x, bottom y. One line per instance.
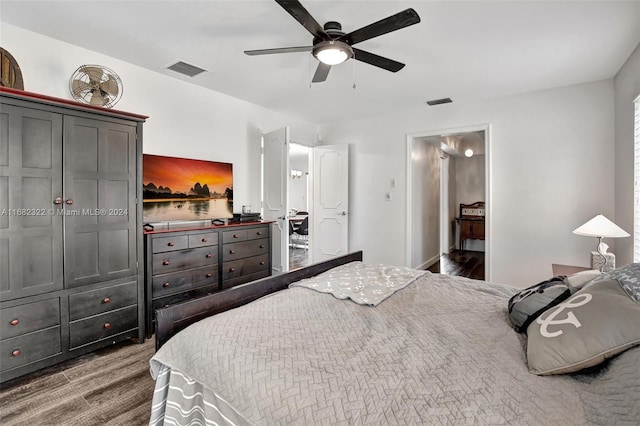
81, 66, 105, 83
89, 90, 105, 105
275, 0, 330, 40
100, 76, 119, 98
311, 62, 331, 83
352, 48, 405, 72
338, 8, 420, 46
244, 46, 312, 56
71, 79, 93, 95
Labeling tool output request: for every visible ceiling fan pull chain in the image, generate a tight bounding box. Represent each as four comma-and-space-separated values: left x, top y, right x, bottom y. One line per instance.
352, 59, 357, 90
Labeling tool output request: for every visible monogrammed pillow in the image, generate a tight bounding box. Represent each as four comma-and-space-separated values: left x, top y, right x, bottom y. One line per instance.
526, 278, 640, 375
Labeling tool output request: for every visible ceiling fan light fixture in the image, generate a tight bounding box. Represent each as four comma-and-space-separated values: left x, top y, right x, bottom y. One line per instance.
313, 40, 353, 65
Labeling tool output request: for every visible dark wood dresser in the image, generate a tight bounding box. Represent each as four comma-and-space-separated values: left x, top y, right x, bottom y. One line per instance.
456, 202, 485, 251
0, 87, 146, 383
144, 221, 272, 335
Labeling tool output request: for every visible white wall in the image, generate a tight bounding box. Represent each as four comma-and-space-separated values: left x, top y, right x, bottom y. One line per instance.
410, 141, 440, 269
614, 42, 640, 266
1, 24, 318, 212
320, 80, 615, 287
289, 152, 309, 213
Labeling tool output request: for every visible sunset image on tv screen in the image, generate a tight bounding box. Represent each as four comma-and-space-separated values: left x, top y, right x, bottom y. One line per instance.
142, 154, 233, 223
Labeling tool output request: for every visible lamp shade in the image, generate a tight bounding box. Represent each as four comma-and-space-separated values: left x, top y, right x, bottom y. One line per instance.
572, 214, 630, 238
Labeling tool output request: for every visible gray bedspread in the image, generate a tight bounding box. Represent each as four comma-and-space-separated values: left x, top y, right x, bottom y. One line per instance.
150, 271, 640, 425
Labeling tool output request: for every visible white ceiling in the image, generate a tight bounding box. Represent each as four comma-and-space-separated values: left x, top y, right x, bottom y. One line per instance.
1, 1, 639, 125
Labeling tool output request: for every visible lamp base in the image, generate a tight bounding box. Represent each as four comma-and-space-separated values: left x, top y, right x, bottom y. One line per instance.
590, 251, 615, 272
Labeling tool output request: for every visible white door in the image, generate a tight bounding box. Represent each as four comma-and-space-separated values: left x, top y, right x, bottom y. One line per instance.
262, 127, 290, 274
311, 144, 349, 262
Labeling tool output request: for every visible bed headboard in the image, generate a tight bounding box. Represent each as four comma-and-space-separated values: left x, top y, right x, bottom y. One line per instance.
154, 251, 364, 350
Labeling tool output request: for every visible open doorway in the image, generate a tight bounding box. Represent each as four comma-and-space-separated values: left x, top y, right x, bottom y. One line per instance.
406, 126, 489, 281
289, 142, 311, 270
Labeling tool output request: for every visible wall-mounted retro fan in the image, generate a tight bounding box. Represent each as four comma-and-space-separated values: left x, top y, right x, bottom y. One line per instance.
69, 65, 123, 108
244, 0, 420, 83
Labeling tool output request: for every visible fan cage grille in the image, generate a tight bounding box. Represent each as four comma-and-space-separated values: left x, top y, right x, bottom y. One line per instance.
69, 64, 123, 108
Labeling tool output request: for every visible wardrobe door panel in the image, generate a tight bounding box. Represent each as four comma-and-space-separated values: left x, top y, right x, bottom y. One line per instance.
64, 115, 137, 288
0, 105, 63, 301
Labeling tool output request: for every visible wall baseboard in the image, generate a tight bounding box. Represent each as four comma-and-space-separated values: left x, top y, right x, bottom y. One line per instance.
417, 253, 441, 270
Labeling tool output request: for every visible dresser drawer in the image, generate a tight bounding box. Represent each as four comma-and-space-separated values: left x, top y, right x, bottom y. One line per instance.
222, 229, 248, 244
152, 235, 189, 253
0, 299, 60, 340
152, 246, 218, 274
222, 254, 270, 281
223, 238, 269, 262
1, 327, 61, 372
69, 281, 137, 321
188, 231, 218, 248
69, 306, 138, 349
246, 226, 269, 241
152, 285, 218, 312
152, 266, 218, 298
221, 270, 270, 290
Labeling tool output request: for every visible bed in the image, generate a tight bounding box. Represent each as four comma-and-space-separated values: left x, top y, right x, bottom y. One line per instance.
148, 251, 640, 425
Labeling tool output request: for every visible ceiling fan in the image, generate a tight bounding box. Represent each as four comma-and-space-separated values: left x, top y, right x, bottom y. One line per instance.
244, 0, 421, 83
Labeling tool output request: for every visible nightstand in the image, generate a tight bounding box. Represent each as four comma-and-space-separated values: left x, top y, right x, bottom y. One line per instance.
552, 264, 591, 276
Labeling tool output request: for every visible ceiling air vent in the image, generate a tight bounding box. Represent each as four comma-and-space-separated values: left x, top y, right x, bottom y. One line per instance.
166, 61, 207, 77
426, 97, 452, 106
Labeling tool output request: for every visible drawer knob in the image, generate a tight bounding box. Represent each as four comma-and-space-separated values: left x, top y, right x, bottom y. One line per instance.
206, 254, 212, 258
162, 260, 170, 266
104, 323, 111, 329
233, 234, 239, 238
229, 250, 235, 254
206, 273, 213, 278
201, 238, 208, 242
10, 319, 19, 326
260, 244, 265, 248
257, 231, 262, 235
11, 350, 21, 357
260, 261, 266, 265
102, 297, 111, 304
229, 267, 236, 272
168, 242, 175, 247
163, 282, 170, 288
66, 199, 74, 205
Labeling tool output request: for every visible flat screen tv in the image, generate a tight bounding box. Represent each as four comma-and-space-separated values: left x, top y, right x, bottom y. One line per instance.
142, 154, 233, 223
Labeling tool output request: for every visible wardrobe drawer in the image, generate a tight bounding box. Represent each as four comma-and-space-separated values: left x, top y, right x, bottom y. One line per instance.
69, 306, 138, 349
223, 238, 269, 262
222, 229, 248, 244
246, 226, 269, 241
69, 281, 137, 321
188, 232, 218, 248
222, 254, 269, 281
152, 246, 218, 274
0, 327, 61, 372
0, 299, 60, 340
152, 266, 218, 298
152, 235, 188, 253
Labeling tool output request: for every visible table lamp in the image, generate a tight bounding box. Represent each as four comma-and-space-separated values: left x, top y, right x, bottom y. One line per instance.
572, 214, 630, 272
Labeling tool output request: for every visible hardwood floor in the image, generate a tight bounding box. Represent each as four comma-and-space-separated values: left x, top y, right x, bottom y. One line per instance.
289, 245, 309, 270
0, 338, 156, 426
427, 249, 485, 280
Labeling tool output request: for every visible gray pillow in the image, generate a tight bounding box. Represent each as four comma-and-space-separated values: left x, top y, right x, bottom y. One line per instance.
526, 278, 640, 375
586, 262, 640, 303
